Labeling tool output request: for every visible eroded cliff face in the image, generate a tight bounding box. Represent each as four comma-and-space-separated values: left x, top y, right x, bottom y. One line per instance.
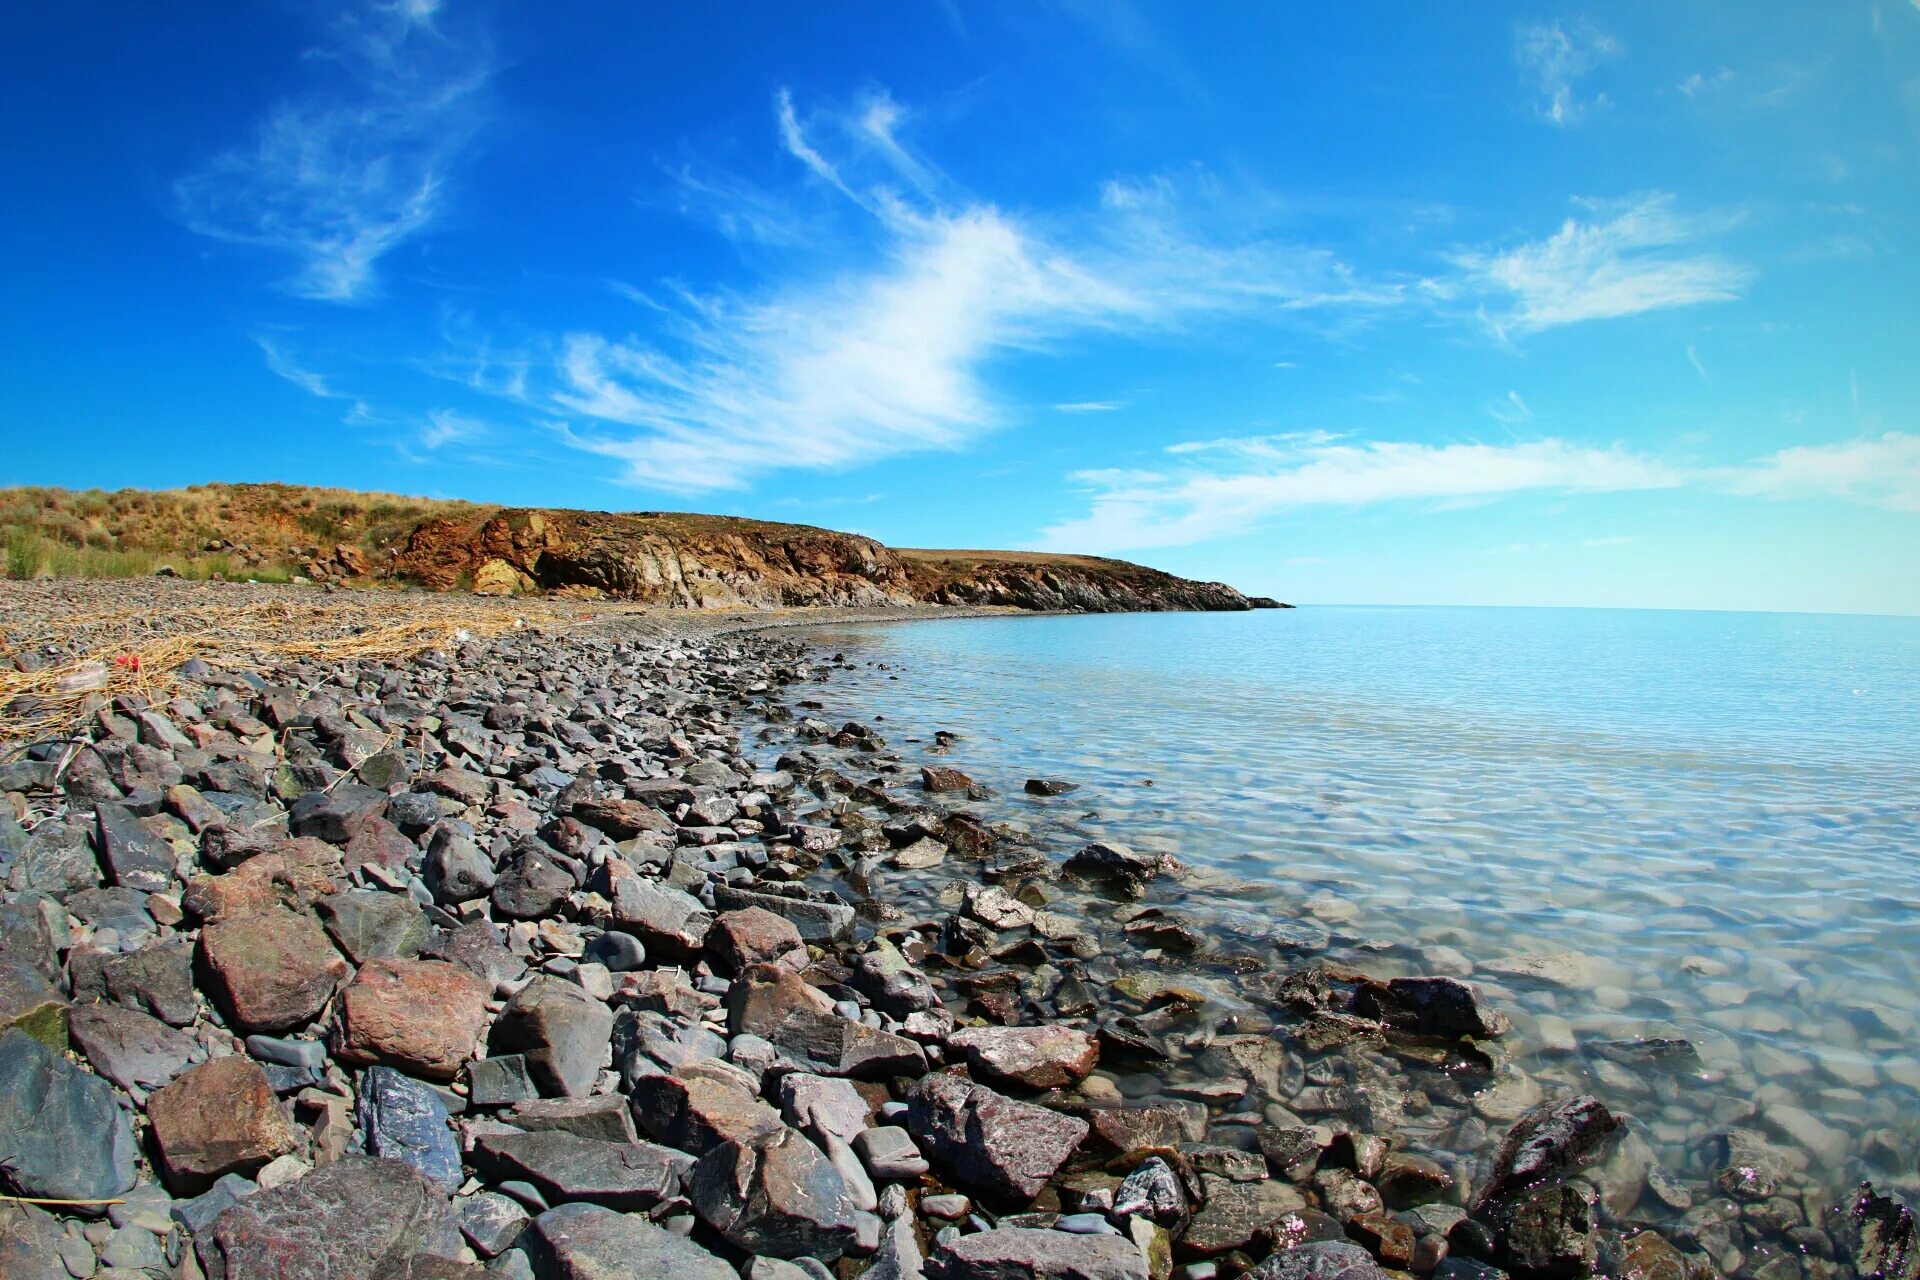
391, 509, 1257, 612
396, 510, 915, 608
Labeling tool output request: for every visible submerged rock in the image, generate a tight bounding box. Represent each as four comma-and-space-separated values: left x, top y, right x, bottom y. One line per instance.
1477, 1095, 1623, 1207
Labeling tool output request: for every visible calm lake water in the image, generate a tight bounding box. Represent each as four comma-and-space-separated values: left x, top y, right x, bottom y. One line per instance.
790, 606, 1920, 1227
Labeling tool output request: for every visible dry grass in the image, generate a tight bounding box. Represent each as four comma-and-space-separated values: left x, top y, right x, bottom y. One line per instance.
0, 482, 483, 582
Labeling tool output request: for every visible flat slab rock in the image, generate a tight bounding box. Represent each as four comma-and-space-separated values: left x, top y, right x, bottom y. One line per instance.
528, 1201, 738, 1280
335, 955, 490, 1080
946, 1025, 1100, 1090
0, 1028, 138, 1210
196, 1155, 466, 1280
1244, 1242, 1390, 1280
928, 1226, 1148, 1280
472, 1129, 691, 1212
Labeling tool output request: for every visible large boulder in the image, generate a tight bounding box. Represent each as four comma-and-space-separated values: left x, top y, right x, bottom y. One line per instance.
489, 975, 615, 1097
729, 963, 927, 1078
631, 1071, 785, 1155
200, 906, 350, 1033
1477, 1096, 1623, 1207
69, 1001, 200, 1091
688, 1126, 870, 1260
335, 955, 490, 1080
946, 1025, 1100, 1090
928, 1226, 1148, 1280
148, 1055, 299, 1194
0, 1028, 138, 1211
526, 1202, 738, 1280
358, 1065, 462, 1189
196, 1156, 465, 1280
904, 1072, 1089, 1205
610, 877, 714, 960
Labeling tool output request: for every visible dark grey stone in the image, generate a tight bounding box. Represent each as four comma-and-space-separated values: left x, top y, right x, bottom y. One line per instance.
688, 1127, 868, 1260
102, 933, 199, 1026
469, 1054, 541, 1107
70, 1001, 200, 1091
246, 1034, 329, 1071
288, 783, 390, 843
0, 1027, 138, 1212
583, 930, 646, 972
471, 1129, 691, 1212
196, 1156, 465, 1280
317, 888, 429, 964
526, 1202, 737, 1280
488, 976, 614, 1098
171, 1173, 258, 1236
424, 826, 497, 904
1243, 1242, 1389, 1280
926, 1226, 1149, 1280
459, 1190, 532, 1258
93, 801, 176, 892
358, 1065, 463, 1189
713, 883, 854, 944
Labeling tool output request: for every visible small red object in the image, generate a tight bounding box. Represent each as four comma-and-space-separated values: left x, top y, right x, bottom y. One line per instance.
113, 653, 141, 672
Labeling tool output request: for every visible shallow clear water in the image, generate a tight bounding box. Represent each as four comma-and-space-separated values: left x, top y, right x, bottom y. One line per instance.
791, 606, 1920, 1219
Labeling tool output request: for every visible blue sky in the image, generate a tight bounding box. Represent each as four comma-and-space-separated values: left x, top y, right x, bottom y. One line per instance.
4, 2, 1917, 613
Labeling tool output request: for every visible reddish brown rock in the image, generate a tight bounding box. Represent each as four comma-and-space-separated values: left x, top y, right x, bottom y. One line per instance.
573, 798, 675, 839
335, 956, 490, 1080
200, 907, 350, 1034
905, 1071, 1089, 1205
947, 1025, 1100, 1090
343, 816, 417, 874
148, 1056, 298, 1194
920, 766, 975, 793
184, 838, 342, 923
709, 906, 806, 974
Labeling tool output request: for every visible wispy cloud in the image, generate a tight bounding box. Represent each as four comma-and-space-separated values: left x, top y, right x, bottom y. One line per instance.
1039, 436, 1684, 552
1678, 68, 1734, 97
256, 337, 342, 398
1054, 401, 1124, 413
1721, 433, 1920, 512
1456, 194, 1751, 337
175, 2, 489, 301
1687, 344, 1711, 381
487, 87, 1402, 491
420, 407, 487, 449
1039, 429, 1920, 553
1515, 20, 1622, 126
1487, 390, 1532, 425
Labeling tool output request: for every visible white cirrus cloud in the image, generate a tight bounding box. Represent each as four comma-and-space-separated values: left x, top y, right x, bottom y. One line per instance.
256, 337, 342, 398
502, 87, 1404, 491
1721, 433, 1920, 512
1037, 436, 1685, 552
1456, 193, 1751, 337
1515, 20, 1622, 126
1054, 401, 1124, 413
175, 2, 489, 302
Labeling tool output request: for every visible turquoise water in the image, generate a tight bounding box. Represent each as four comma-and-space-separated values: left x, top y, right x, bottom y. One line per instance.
792, 606, 1920, 1214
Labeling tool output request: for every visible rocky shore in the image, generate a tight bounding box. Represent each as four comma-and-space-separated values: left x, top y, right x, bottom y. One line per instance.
0, 588, 1904, 1280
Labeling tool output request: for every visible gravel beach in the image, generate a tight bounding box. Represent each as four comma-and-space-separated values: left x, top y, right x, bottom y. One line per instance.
0, 580, 1899, 1280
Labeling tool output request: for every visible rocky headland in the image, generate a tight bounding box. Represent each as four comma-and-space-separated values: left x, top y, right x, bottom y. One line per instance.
2, 484, 1272, 613
0, 579, 1901, 1280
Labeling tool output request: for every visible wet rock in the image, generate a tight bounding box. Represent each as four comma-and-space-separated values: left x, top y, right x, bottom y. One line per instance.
0, 953, 69, 1049
921, 766, 975, 793
1714, 1128, 1788, 1202
712, 906, 807, 973
1086, 1102, 1209, 1154
1851, 1184, 1920, 1280
947, 1025, 1100, 1090
1377, 1152, 1456, 1209
336, 955, 490, 1079
1344, 1213, 1415, 1269
962, 884, 1035, 930
473, 1129, 691, 1211
490, 975, 615, 1097
928, 1226, 1148, 1280
196, 1155, 465, 1280
729, 963, 928, 1078
1476, 1096, 1622, 1207
1313, 1168, 1383, 1220
1024, 778, 1079, 796
69, 1001, 200, 1091
904, 1071, 1089, 1205
1242, 1241, 1388, 1280
1618, 1231, 1691, 1280
200, 905, 350, 1033
0, 1027, 138, 1210
316, 888, 428, 964
148, 1055, 298, 1194
93, 801, 176, 892
1375, 977, 1510, 1040
1487, 1184, 1596, 1279
632, 1071, 785, 1155
526, 1201, 737, 1280
357, 1065, 462, 1188
1062, 842, 1168, 894
1098, 1017, 1171, 1067
102, 933, 198, 1025
689, 1126, 868, 1259
1181, 1175, 1309, 1257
